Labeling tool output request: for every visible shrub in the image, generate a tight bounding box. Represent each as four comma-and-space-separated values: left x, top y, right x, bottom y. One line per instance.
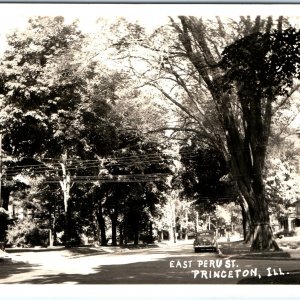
7, 219, 49, 247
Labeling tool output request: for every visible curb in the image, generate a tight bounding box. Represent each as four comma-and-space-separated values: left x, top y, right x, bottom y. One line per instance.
220, 250, 300, 260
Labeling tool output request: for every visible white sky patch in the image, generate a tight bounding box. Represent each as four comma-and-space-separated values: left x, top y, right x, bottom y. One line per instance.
0, 4, 299, 50
0, 4, 299, 49
0, 4, 300, 30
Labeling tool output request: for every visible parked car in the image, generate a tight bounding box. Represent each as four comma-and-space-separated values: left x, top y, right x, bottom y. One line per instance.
274, 230, 296, 239
193, 230, 218, 252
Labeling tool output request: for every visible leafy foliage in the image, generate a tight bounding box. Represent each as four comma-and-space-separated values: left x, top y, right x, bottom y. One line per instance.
221, 27, 300, 99
7, 219, 49, 247
179, 142, 236, 207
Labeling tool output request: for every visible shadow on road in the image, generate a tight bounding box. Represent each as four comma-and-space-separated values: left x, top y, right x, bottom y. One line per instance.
1, 244, 300, 284
0, 254, 260, 284
0, 261, 40, 281
0, 255, 217, 284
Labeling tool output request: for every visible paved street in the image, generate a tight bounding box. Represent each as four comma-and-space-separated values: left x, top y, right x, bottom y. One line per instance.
1, 240, 300, 284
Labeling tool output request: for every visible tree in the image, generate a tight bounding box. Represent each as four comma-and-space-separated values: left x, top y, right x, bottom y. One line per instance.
217, 21, 300, 249
265, 130, 300, 227
0, 163, 31, 244
95, 129, 170, 246
112, 16, 300, 250
0, 16, 117, 246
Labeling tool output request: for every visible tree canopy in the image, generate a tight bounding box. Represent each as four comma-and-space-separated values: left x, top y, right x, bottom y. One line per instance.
1, 14, 300, 251
110, 15, 300, 250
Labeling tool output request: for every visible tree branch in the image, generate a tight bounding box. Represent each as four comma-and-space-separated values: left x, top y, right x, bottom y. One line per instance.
146, 126, 204, 135
273, 83, 300, 113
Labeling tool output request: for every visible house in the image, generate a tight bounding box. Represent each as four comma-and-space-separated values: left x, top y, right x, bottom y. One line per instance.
279, 200, 300, 234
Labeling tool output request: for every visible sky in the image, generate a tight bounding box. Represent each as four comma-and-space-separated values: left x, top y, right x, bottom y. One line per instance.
0, 3, 300, 32
0, 4, 300, 50
0, 4, 300, 49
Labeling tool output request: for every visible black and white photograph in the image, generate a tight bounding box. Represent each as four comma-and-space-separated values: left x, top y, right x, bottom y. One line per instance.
0, 3, 300, 290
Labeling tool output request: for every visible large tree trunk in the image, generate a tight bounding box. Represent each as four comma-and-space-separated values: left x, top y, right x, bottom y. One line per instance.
111, 213, 118, 246
1, 186, 11, 210
158, 230, 163, 242
149, 221, 154, 243
222, 99, 279, 251
0, 187, 11, 244
60, 157, 73, 247
0, 214, 7, 246
96, 204, 107, 246
168, 226, 174, 242
234, 186, 279, 251
249, 183, 279, 251
178, 223, 183, 240
124, 229, 128, 245
133, 227, 139, 245
239, 196, 251, 242
237, 174, 279, 251
241, 204, 250, 243
64, 205, 72, 247
119, 224, 124, 246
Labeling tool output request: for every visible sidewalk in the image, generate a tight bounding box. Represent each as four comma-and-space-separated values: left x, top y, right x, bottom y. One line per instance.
2, 236, 300, 262
218, 236, 300, 260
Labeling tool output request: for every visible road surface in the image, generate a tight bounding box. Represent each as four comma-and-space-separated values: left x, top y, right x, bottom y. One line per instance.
1, 241, 300, 284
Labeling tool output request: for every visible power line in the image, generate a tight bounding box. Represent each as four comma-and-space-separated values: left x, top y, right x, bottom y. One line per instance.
4, 161, 171, 177
3, 148, 199, 164
3, 172, 170, 184
1, 148, 217, 179
3, 150, 202, 171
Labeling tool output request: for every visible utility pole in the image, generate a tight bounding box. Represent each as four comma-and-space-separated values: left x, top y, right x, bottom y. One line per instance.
195, 211, 199, 233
